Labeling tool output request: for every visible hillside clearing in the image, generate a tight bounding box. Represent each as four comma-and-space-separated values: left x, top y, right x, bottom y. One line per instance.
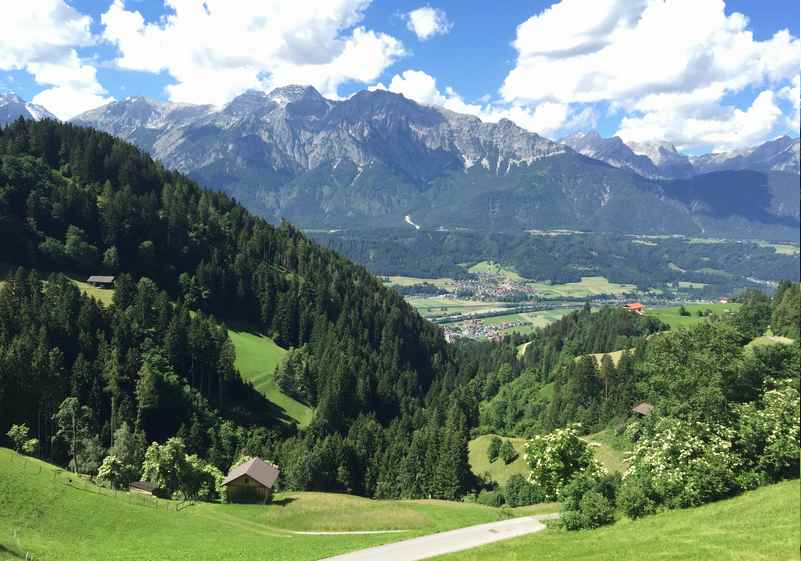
645, 302, 741, 329
469, 431, 627, 485
468, 435, 528, 485
228, 328, 313, 427
435, 479, 800, 561
0, 449, 541, 561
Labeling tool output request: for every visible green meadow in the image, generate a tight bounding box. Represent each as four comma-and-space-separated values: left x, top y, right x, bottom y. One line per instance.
435, 479, 800, 561
228, 328, 313, 427
0, 449, 542, 561
645, 302, 741, 329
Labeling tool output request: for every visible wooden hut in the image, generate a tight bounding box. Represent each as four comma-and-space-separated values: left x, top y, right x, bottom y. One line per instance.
631, 402, 654, 416
222, 458, 280, 504
129, 481, 159, 496
87, 275, 116, 288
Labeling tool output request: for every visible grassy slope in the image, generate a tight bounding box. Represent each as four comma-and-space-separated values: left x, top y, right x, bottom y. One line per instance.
436, 479, 800, 561
468, 435, 529, 485
470, 432, 629, 485
582, 429, 629, 474
228, 328, 313, 427
645, 302, 741, 329
0, 449, 548, 561
51, 271, 311, 427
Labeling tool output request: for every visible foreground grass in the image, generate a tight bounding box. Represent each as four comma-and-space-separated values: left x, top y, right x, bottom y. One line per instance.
228, 328, 313, 427
0, 449, 540, 561
436, 479, 800, 561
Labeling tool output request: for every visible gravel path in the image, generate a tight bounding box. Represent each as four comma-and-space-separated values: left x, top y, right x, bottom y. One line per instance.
319, 513, 558, 561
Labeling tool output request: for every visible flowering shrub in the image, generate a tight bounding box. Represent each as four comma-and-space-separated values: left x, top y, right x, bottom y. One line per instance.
623, 418, 741, 509
524, 424, 605, 501
736, 383, 800, 481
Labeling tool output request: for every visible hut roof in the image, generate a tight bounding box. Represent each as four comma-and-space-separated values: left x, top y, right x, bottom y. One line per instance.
129, 481, 158, 492
632, 402, 655, 416
87, 275, 115, 284
222, 458, 280, 489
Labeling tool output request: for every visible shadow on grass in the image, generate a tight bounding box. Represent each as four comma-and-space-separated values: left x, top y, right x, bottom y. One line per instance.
0, 543, 26, 559
271, 497, 297, 508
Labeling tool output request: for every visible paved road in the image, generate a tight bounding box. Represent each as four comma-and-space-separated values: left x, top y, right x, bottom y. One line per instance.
319, 514, 558, 561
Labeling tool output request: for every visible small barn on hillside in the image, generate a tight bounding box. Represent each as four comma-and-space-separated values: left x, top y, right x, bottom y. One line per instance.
632, 402, 654, 416
87, 275, 115, 288
222, 458, 280, 504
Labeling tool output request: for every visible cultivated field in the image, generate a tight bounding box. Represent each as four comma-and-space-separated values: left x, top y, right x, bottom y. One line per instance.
0, 449, 542, 561
435, 479, 800, 561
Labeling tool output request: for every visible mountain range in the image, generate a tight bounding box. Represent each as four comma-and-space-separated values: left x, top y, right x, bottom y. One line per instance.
562, 130, 800, 178
2, 89, 799, 240
0, 92, 57, 123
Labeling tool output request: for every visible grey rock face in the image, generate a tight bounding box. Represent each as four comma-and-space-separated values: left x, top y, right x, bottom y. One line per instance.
0, 92, 58, 125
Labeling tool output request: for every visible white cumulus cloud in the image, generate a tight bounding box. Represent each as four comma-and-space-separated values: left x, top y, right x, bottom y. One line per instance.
101, 0, 406, 105
0, 0, 113, 119
501, 0, 800, 150
405, 6, 453, 41
372, 69, 589, 136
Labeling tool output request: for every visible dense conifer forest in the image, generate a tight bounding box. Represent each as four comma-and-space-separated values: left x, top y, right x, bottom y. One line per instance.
0, 119, 472, 499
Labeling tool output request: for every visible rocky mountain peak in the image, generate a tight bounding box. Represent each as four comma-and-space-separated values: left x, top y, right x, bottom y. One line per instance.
267, 85, 323, 105
0, 91, 58, 124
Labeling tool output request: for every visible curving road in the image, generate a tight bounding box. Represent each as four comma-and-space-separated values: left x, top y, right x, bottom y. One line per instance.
319, 513, 558, 561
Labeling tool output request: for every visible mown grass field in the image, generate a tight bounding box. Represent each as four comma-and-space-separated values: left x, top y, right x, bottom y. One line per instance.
228, 328, 313, 427
582, 429, 630, 474
384, 276, 457, 289
646, 302, 741, 329
469, 430, 628, 486
435, 479, 800, 561
0, 448, 541, 561
527, 276, 636, 299
468, 435, 529, 485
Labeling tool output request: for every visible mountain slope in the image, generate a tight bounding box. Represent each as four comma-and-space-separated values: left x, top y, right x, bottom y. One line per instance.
0, 92, 57, 125
690, 135, 801, 174
0, 118, 475, 500
70, 89, 800, 239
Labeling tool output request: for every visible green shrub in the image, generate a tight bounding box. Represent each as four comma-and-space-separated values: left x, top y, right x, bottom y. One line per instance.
525, 424, 605, 501
499, 440, 518, 465
487, 436, 502, 463
559, 474, 617, 531
476, 489, 505, 507
504, 474, 545, 507
619, 476, 657, 519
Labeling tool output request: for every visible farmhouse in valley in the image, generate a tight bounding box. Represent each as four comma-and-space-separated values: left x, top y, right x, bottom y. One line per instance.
623, 302, 645, 315
222, 457, 280, 503
632, 402, 655, 416
87, 275, 116, 288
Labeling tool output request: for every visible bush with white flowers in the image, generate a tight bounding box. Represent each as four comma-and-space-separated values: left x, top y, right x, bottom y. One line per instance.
524, 424, 605, 501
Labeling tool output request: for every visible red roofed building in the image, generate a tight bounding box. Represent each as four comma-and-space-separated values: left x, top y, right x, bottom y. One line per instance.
624, 303, 645, 315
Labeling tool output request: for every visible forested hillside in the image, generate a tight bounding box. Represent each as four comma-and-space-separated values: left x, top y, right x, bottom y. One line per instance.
0, 119, 473, 500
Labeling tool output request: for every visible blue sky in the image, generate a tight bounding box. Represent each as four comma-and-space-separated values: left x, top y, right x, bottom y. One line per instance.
1, 1, 799, 153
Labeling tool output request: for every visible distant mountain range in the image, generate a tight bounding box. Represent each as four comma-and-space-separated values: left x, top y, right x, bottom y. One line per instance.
0, 92, 57, 123
562, 130, 800, 178
2, 89, 798, 240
